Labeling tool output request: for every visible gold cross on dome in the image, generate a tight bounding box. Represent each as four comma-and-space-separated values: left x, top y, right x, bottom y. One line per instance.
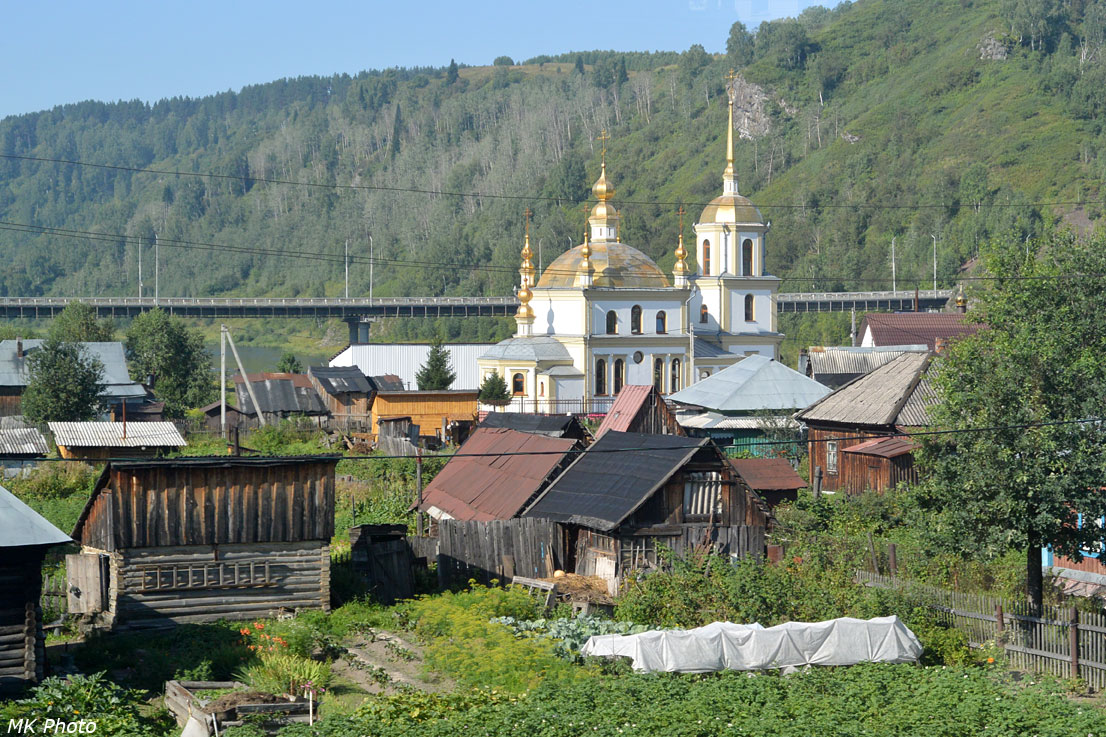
596, 129, 610, 163
725, 68, 738, 83
523, 207, 532, 237
677, 206, 686, 232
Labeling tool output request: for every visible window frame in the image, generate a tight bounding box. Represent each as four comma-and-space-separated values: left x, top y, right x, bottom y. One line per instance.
595, 358, 607, 395
656, 310, 667, 334
605, 310, 618, 335
630, 305, 643, 334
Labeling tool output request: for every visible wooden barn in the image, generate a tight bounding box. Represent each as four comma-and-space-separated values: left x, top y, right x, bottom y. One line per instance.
370, 390, 478, 442
795, 352, 934, 495
0, 485, 71, 692
49, 422, 187, 460
729, 457, 807, 507
308, 366, 374, 430
594, 385, 682, 438
67, 456, 339, 630
524, 432, 771, 593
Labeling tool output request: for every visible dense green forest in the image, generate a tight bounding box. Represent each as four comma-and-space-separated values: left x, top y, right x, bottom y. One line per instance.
2, 0, 1105, 347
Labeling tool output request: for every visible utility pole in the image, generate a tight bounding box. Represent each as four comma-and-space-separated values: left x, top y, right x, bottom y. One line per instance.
154, 232, 160, 305
224, 325, 266, 427
538, 238, 543, 275
220, 326, 227, 438
931, 234, 937, 292
344, 239, 349, 299
368, 234, 374, 302
891, 236, 897, 293
137, 236, 143, 299
415, 448, 424, 537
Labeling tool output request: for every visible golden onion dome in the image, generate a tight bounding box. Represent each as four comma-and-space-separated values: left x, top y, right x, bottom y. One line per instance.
537, 241, 670, 288
698, 193, 765, 226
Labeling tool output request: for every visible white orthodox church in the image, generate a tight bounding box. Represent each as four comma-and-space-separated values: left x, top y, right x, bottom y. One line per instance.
477, 86, 783, 412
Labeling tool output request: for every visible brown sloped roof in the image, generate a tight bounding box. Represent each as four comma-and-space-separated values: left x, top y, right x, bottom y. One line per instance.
795, 353, 934, 428
860, 313, 982, 351
729, 458, 807, 491
841, 436, 916, 459
417, 428, 576, 521
595, 385, 656, 437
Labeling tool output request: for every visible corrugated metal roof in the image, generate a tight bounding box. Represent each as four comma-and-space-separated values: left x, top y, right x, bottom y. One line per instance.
0, 483, 71, 548
235, 376, 328, 415
796, 353, 934, 428
0, 428, 48, 456
524, 432, 708, 531
669, 355, 831, 413
479, 336, 573, 362
479, 413, 586, 438
804, 345, 928, 388
330, 343, 494, 390
861, 313, 983, 351
841, 436, 916, 458
371, 374, 405, 392
595, 385, 654, 437
0, 340, 146, 399
418, 428, 575, 521
49, 421, 186, 448
729, 458, 807, 490
677, 411, 797, 430
898, 374, 937, 427
308, 365, 371, 395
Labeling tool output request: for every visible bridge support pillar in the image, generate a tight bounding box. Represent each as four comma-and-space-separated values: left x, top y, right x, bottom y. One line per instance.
346, 319, 371, 345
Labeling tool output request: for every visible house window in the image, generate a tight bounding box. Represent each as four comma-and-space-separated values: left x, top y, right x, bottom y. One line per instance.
656, 311, 667, 333
683, 472, 723, 520
700, 304, 709, 324
670, 358, 681, 392
606, 310, 618, 334
613, 359, 625, 395
595, 359, 607, 395
631, 305, 642, 334
653, 358, 664, 393
826, 441, 838, 475
744, 294, 755, 322
742, 238, 754, 275
512, 373, 525, 396
702, 239, 711, 275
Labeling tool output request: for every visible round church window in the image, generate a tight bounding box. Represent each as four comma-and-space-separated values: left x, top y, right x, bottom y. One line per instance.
632, 351, 644, 364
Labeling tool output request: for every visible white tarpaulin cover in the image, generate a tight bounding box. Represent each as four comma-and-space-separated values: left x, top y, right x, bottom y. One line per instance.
580, 616, 922, 673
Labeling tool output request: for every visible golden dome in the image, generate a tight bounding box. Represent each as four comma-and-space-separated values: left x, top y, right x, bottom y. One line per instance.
698, 193, 764, 226
537, 241, 670, 288
589, 161, 620, 225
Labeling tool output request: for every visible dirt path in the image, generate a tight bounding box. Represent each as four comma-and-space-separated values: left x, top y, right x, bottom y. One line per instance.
333, 629, 453, 695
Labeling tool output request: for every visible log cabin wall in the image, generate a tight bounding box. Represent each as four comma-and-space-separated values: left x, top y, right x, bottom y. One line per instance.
0, 548, 48, 693
0, 392, 23, 418
837, 452, 917, 495
806, 426, 882, 493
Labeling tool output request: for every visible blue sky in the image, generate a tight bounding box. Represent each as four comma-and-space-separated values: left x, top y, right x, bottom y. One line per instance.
2, 1, 816, 119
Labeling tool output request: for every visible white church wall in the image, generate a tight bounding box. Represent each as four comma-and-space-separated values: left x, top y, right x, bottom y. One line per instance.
589, 297, 685, 337
534, 293, 585, 336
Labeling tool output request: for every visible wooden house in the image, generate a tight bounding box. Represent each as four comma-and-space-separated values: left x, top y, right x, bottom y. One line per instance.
0, 484, 71, 692
798, 345, 928, 389
594, 385, 682, 438
417, 428, 577, 522
49, 421, 186, 460
308, 366, 374, 431
794, 352, 935, 494
729, 457, 807, 507
67, 456, 339, 630
370, 390, 478, 442
524, 432, 771, 592
234, 373, 328, 426
199, 401, 258, 433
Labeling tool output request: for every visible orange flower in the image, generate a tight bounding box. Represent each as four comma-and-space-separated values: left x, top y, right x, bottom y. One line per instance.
240, 628, 251, 636
987, 657, 995, 663
253, 621, 265, 630
248, 644, 256, 651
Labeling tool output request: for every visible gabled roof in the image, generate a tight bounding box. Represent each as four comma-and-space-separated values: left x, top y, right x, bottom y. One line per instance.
669, 355, 831, 413
801, 345, 929, 389
594, 385, 680, 438
234, 374, 327, 415
860, 313, 982, 351
0, 483, 71, 548
729, 457, 807, 491
417, 428, 575, 521
0, 340, 146, 399
479, 412, 589, 438
308, 365, 372, 395
524, 432, 710, 531
795, 352, 935, 428
841, 436, 916, 459
49, 421, 186, 448
370, 374, 405, 392
0, 428, 49, 457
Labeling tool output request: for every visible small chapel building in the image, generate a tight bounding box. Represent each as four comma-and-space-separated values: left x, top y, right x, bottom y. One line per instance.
478, 79, 783, 413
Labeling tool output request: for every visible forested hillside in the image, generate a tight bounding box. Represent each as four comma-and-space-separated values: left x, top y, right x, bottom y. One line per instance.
1, 0, 1104, 321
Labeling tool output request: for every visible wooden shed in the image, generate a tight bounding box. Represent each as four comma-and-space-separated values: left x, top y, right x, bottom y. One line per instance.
49, 422, 187, 461
68, 456, 339, 630
370, 390, 478, 441
0, 484, 71, 692
594, 385, 683, 438
308, 366, 374, 431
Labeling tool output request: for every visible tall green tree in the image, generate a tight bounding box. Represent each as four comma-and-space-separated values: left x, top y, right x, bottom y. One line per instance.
22, 339, 105, 423
478, 371, 510, 403
415, 339, 456, 390
445, 59, 459, 86
125, 309, 215, 417
276, 352, 303, 373
48, 302, 114, 343
726, 21, 755, 68
919, 231, 1106, 612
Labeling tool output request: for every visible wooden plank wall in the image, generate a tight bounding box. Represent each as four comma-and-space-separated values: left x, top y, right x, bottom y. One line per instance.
372, 394, 478, 439
349, 525, 415, 604
807, 427, 881, 492
437, 518, 561, 587
0, 550, 47, 692
617, 524, 765, 572
108, 541, 329, 629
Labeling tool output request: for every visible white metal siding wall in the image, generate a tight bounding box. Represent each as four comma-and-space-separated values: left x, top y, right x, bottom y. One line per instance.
330, 344, 493, 390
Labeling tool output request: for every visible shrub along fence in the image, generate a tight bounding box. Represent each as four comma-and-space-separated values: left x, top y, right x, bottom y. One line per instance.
857, 571, 1106, 690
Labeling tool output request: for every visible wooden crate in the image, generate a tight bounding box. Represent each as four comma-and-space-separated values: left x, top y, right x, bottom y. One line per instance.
164, 680, 317, 735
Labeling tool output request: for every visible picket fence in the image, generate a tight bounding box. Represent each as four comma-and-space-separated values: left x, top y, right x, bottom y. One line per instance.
857, 571, 1106, 690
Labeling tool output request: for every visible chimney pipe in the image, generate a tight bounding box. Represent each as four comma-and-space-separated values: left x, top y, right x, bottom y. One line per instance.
16, 338, 22, 359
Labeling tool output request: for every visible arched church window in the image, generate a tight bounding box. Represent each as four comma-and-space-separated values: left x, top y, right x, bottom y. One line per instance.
671, 358, 681, 392
630, 305, 642, 334
606, 310, 618, 335
512, 373, 525, 396
595, 359, 607, 395
656, 311, 667, 333
742, 238, 754, 275
653, 358, 664, 393
700, 304, 709, 324
744, 294, 755, 322
702, 240, 711, 275
613, 359, 625, 395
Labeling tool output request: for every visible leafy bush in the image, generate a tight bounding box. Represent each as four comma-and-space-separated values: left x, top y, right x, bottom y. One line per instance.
491, 615, 649, 660
8, 463, 98, 532
0, 673, 174, 737
236, 653, 331, 697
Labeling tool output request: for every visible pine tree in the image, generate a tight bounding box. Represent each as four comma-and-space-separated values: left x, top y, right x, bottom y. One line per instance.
478, 371, 510, 403
574, 55, 585, 75
415, 339, 455, 390
445, 59, 459, 86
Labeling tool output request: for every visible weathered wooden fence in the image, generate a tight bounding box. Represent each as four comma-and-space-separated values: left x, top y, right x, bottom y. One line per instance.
857, 571, 1106, 690
40, 570, 67, 622
348, 524, 415, 604
437, 518, 561, 588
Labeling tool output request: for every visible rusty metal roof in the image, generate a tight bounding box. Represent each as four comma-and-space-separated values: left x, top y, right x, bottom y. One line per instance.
729, 458, 807, 490
595, 385, 656, 437
841, 436, 916, 459
860, 313, 982, 351
418, 428, 576, 521
308, 366, 371, 395
48, 421, 186, 448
